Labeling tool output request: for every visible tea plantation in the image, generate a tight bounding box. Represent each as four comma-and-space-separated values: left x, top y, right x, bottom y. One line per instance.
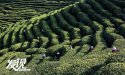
0, 0, 77, 33
0, 0, 125, 75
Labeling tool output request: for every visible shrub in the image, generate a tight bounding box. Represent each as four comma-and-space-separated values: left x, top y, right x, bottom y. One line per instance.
61, 10, 78, 27
11, 33, 17, 45
103, 32, 115, 47
70, 28, 81, 39
55, 13, 73, 31
20, 41, 30, 51
86, 0, 112, 17
26, 24, 35, 41
32, 23, 43, 37
64, 63, 85, 74
111, 33, 124, 40
109, 17, 124, 27
3, 26, 16, 48
105, 28, 116, 33
71, 39, 81, 47
103, 32, 123, 48
60, 31, 70, 41
92, 21, 103, 31
39, 36, 49, 48
76, 44, 89, 55
49, 15, 61, 33
9, 43, 22, 51
113, 39, 125, 50
47, 44, 67, 57
3, 32, 12, 48
79, 3, 107, 27
11, 26, 22, 45
93, 31, 107, 49
96, 0, 121, 13
0, 33, 5, 49
0, 48, 8, 56
18, 28, 26, 42
93, 42, 107, 51
78, 23, 93, 35
79, 3, 92, 13
49, 15, 70, 41
36, 62, 60, 75
93, 31, 106, 44
49, 15, 63, 33
96, 63, 125, 75
18, 34, 25, 42
39, 20, 58, 38
79, 4, 95, 18
71, 5, 92, 25
37, 48, 47, 54
109, 0, 125, 8
76, 12, 92, 25
106, 54, 125, 64
61, 40, 70, 45
115, 13, 125, 21
30, 39, 39, 48
70, 37, 91, 52
81, 35, 92, 45
49, 38, 59, 46
70, 4, 81, 15
53, 13, 81, 40
102, 19, 114, 27
26, 48, 46, 55
60, 45, 78, 60
118, 24, 125, 37
97, 0, 125, 20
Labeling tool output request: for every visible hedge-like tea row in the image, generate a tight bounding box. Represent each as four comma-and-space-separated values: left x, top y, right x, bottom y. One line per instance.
109, 0, 125, 8
86, 0, 112, 17
0, 0, 77, 31
26, 48, 46, 55
48, 15, 70, 42
118, 24, 125, 37
0, 0, 125, 74
61, 9, 78, 27
96, 63, 125, 75
39, 20, 58, 38
93, 31, 107, 51
96, 0, 125, 20
11, 25, 22, 45
1, 0, 124, 51
26, 24, 35, 41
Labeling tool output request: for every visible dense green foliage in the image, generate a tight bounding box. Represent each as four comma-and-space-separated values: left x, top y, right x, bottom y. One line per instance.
0, 0, 125, 75
0, 0, 78, 32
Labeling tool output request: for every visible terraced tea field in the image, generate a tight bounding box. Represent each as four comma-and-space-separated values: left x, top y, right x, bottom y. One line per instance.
0, 0, 125, 75
0, 0, 77, 33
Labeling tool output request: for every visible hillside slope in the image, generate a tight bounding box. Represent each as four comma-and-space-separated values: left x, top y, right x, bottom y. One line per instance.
0, 0, 125, 75
0, 0, 77, 33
